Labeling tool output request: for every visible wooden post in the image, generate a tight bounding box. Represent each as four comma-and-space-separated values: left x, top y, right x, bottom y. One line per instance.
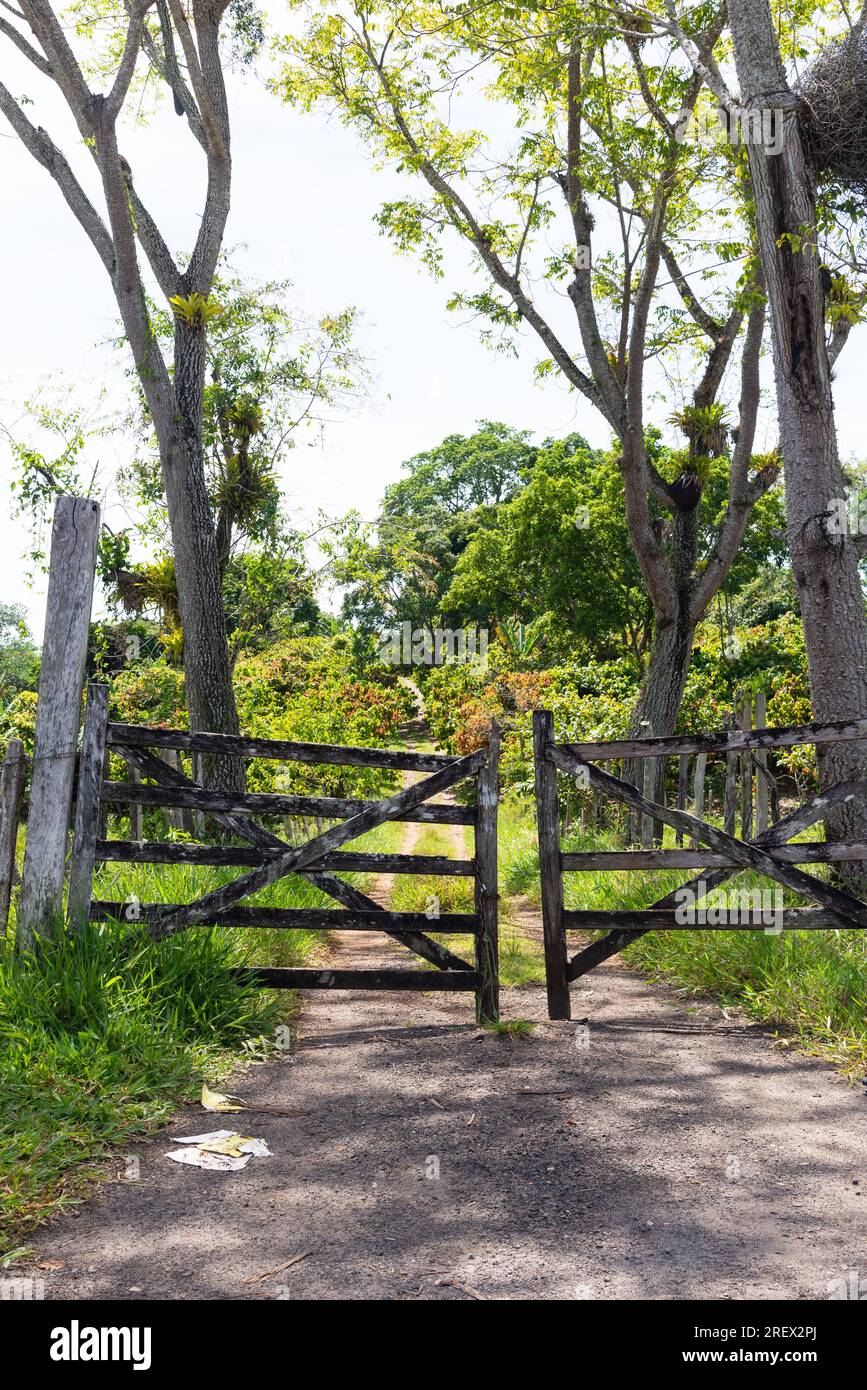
724, 701, 739, 836
67, 684, 110, 931
128, 762, 143, 841
740, 694, 753, 841
755, 690, 769, 835
0, 739, 26, 928
17, 496, 99, 949
691, 752, 707, 846
641, 756, 655, 848
474, 721, 499, 1025
533, 709, 570, 1020
676, 754, 689, 847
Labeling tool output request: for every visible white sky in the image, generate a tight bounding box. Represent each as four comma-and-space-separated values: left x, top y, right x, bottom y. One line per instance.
1, 12, 865, 639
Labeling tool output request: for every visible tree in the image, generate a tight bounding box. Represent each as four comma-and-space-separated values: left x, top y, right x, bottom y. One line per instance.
663, 0, 867, 860
0, 1, 254, 786
331, 421, 536, 636
0, 604, 40, 702
444, 434, 654, 666
5, 271, 357, 663
279, 1, 778, 745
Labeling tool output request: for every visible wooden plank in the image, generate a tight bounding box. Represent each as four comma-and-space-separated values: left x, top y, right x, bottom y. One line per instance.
127, 762, 143, 841
100, 781, 475, 825
549, 747, 867, 929
564, 908, 861, 935
0, 739, 26, 928
724, 740, 738, 836
558, 716, 867, 760
641, 746, 654, 849
67, 685, 110, 931
108, 722, 459, 772
740, 695, 753, 841
676, 755, 688, 846
562, 842, 867, 870
17, 495, 100, 949
534, 710, 570, 1019
234, 967, 481, 991
564, 770, 867, 978
474, 723, 500, 1024
117, 745, 476, 974
755, 690, 769, 835
692, 752, 707, 848
146, 749, 486, 937
89, 901, 479, 933
96, 840, 477, 875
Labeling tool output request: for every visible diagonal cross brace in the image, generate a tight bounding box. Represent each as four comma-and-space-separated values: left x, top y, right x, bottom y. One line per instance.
120, 747, 475, 972
128, 747, 484, 939
548, 748, 867, 980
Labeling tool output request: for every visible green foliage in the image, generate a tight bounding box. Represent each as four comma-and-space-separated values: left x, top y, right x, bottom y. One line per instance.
0, 605, 39, 704
168, 292, 224, 329
330, 421, 535, 635
232, 635, 412, 795
110, 662, 188, 729
444, 435, 652, 667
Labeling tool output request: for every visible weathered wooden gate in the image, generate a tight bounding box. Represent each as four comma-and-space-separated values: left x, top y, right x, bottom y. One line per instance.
533, 708, 867, 1020
68, 684, 499, 1022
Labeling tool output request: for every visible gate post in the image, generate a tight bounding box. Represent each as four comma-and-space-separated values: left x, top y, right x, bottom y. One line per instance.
474, 721, 500, 1024
533, 709, 570, 1020
67, 684, 110, 932
17, 495, 100, 949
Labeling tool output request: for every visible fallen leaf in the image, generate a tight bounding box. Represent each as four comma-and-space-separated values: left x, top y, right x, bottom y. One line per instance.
201, 1083, 245, 1113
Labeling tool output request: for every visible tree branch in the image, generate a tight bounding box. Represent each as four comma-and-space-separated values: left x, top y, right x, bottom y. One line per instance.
106, 0, 155, 119
0, 79, 115, 276
0, 10, 51, 73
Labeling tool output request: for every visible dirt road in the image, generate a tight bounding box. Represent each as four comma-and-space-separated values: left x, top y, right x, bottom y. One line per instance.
30, 918, 867, 1300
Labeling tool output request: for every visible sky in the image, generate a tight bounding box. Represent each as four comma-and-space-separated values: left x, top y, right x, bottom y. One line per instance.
1, 9, 865, 639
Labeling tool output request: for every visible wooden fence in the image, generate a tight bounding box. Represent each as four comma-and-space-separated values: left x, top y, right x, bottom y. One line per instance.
533, 708, 867, 1020
578, 691, 778, 847
67, 684, 500, 1022
0, 739, 27, 929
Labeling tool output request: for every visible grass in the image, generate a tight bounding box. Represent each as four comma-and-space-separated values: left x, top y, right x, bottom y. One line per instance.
484, 1018, 535, 1038
498, 794, 867, 1077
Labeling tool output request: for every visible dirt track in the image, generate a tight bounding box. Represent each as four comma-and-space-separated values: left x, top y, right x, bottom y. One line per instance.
29, 919, 867, 1300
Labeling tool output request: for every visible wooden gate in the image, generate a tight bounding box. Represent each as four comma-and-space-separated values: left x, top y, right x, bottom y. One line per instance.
533, 708, 867, 1020
67, 684, 500, 1022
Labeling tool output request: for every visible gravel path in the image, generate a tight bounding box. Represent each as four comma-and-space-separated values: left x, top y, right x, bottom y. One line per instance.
29, 916, 867, 1300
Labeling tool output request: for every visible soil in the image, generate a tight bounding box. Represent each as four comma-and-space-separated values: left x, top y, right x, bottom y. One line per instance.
27, 907, 867, 1300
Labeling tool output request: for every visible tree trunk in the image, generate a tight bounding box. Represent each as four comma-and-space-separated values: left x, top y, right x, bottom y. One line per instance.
168, 322, 244, 793
728, 0, 867, 875
625, 600, 695, 841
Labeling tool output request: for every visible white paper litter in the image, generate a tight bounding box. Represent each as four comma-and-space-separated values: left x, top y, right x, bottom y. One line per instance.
165, 1130, 272, 1171
165, 1146, 250, 1171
